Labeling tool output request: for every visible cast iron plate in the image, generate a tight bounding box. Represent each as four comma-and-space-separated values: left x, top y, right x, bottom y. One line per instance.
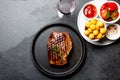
32, 23, 85, 77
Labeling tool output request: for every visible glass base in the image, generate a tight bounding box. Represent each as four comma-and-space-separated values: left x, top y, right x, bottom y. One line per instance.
57, 10, 64, 18
57, 10, 73, 18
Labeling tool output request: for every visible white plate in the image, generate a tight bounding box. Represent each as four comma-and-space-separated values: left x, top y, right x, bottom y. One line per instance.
77, 0, 116, 46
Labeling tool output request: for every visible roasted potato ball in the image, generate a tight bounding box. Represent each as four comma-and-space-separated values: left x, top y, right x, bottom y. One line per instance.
96, 33, 103, 39
85, 22, 91, 28
96, 21, 104, 28
100, 28, 106, 34
89, 33, 95, 39
88, 28, 92, 33
84, 30, 90, 36
90, 19, 97, 25
90, 24, 96, 30
93, 30, 99, 36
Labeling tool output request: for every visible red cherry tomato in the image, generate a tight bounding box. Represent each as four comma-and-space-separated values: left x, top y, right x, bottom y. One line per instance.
101, 3, 107, 10
115, 12, 119, 18
100, 9, 108, 19
108, 2, 118, 11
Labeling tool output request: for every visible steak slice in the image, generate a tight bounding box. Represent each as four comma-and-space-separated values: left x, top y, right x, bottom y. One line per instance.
47, 32, 72, 66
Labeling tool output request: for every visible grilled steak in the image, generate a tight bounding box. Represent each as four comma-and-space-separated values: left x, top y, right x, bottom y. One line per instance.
47, 32, 72, 66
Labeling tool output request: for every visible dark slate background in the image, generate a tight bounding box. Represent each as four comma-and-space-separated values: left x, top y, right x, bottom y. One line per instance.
0, 0, 120, 80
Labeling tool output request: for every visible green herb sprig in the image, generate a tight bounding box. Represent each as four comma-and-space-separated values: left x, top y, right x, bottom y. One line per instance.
106, 12, 110, 19
51, 45, 63, 60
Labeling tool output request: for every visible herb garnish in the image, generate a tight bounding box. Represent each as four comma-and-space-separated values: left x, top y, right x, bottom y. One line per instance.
106, 12, 110, 19
51, 45, 63, 60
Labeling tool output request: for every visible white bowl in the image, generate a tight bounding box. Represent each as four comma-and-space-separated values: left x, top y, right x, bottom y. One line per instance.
84, 18, 106, 41
106, 24, 120, 40
99, 1, 120, 24
82, 2, 98, 20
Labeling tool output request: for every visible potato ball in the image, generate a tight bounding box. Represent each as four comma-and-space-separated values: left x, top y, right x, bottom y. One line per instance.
88, 28, 92, 33
93, 30, 99, 36
90, 24, 96, 30
84, 30, 90, 36
97, 21, 104, 27
100, 28, 106, 34
90, 19, 97, 24
96, 24, 100, 30
85, 22, 91, 28
89, 33, 95, 39
96, 33, 103, 39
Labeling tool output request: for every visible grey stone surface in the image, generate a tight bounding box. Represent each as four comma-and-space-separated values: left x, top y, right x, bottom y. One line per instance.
0, 0, 120, 80
0, 0, 57, 52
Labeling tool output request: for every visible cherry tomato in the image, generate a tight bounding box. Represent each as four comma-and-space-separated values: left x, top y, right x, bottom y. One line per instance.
100, 9, 108, 19
115, 12, 119, 18
108, 2, 118, 11
101, 3, 107, 10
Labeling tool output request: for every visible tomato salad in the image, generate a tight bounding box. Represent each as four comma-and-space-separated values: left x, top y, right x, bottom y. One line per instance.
100, 1, 119, 22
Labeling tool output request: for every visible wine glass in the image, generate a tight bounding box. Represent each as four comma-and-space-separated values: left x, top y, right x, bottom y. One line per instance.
57, 0, 76, 18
